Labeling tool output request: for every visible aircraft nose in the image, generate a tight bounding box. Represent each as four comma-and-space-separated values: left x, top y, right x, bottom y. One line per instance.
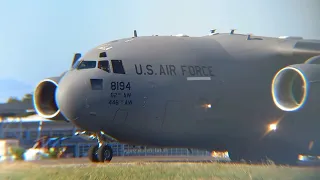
56, 72, 86, 123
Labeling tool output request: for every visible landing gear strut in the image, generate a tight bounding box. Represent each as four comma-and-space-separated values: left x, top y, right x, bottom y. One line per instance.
75, 130, 117, 163
228, 140, 299, 166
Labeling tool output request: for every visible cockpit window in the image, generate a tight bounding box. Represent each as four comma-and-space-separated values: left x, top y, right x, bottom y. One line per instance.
98, 60, 110, 72
77, 61, 97, 70
111, 60, 125, 74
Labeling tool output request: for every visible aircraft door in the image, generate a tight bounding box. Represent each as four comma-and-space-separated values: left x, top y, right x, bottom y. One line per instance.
141, 80, 164, 133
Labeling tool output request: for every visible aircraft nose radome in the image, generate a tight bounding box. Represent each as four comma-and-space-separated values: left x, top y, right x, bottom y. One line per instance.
56, 74, 85, 123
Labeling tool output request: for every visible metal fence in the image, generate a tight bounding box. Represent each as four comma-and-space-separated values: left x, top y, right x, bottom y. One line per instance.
0, 119, 212, 158
77, 143, 211, 158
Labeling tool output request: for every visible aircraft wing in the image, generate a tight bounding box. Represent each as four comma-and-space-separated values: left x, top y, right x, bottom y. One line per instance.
0, 102, 35, 119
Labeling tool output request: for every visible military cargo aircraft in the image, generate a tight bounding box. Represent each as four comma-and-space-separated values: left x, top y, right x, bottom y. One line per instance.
32, 29, 320, 165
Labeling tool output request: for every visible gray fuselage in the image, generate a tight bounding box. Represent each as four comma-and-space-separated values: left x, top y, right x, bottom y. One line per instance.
55, 33, 320, 154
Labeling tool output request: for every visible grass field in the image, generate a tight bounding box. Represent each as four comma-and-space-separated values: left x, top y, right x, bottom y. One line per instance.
0, 161, 319, 180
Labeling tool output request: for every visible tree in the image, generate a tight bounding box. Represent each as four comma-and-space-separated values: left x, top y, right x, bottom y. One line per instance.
6, 93, 33, 104
7, 97, 21, 103
10, 146, 26, 160
22, 93, 33, 103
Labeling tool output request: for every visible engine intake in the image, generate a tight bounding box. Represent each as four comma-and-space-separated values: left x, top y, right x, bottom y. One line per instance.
33, 77, 67, 121
271, 64, 320, 112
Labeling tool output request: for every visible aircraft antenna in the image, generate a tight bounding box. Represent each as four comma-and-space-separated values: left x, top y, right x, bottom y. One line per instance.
247, 34, 252, 40
210, 29, 216, 33
134, 30, 138, 37
230, 29, 236, 34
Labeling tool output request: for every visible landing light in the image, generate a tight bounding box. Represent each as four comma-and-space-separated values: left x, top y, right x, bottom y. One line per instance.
206, 104, 212, 108
269, 123, 277, 131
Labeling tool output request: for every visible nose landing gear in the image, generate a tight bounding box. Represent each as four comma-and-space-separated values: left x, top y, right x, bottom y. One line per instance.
88, 144, 113, 163
97, 144, 113, 162
75, 130, 117, 163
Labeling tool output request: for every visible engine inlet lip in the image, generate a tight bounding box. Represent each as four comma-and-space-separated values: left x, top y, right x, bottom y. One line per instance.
271, 66, 308, 112
33, 78, 61, 119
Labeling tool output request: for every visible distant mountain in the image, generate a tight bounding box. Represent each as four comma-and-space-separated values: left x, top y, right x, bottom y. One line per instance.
0, 79, 34, 103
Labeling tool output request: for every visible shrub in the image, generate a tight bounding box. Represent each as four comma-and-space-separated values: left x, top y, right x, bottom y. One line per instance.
48, 148, 59, 159
10, 146, 26, 160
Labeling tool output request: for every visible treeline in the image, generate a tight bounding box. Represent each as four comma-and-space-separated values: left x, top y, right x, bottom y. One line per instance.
6, 93, 33, 104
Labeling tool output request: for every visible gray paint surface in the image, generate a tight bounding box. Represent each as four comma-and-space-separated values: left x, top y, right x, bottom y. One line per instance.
34, 33, 320, 157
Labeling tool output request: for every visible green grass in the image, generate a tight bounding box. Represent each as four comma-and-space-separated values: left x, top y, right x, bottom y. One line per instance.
0, 162, 319, 180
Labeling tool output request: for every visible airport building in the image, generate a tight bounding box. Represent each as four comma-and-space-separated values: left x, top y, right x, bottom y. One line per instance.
0, 115, 211, 158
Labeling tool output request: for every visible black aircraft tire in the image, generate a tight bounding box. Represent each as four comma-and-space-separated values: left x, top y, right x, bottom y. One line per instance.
88, 144, 99, 163
229, 148, 298, 165
228, 150, 242, 162
228, 150, 250, 162
227, 144, 275, 164
259, 140, 299, 166
263, 150, 298, 166
97, 145, 113, 163
228, 139, 300, 166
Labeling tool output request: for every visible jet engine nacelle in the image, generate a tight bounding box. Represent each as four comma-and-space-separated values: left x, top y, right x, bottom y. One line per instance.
33, 76, 68, 121
271, 64, 320, 112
